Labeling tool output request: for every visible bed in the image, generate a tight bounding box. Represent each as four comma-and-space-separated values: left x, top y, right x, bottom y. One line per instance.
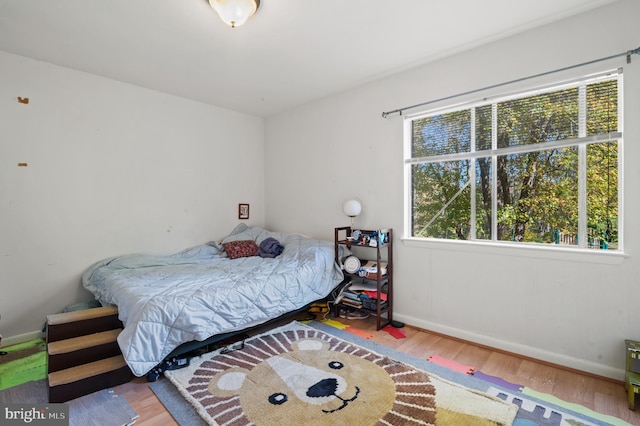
82, 224, 344, 377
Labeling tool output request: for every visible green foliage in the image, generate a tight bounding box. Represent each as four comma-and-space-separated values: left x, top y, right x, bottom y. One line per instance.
411, 78, 618, 248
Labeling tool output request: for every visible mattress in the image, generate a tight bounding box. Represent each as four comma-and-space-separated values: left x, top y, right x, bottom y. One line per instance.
82, 225, 343, 376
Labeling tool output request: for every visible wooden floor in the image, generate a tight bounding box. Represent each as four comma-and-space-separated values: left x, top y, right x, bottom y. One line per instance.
113, 314, 640, 425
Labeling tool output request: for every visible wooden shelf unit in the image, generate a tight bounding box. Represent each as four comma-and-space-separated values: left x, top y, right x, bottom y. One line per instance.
334, 226, 393, 330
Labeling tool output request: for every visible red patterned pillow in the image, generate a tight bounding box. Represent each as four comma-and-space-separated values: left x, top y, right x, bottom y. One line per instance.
223, 240, 259, 259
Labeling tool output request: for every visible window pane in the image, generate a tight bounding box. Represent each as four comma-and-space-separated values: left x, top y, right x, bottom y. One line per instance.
475, 157, 492, 239
475, 105, 492, 151
406, 74, 621, 251
411, 161, 470, 239
496, 148, 578, 245
587, 79, 618, 135
497, 88, 579, 148
587, 141, 618, 249
412, 110, 470, 157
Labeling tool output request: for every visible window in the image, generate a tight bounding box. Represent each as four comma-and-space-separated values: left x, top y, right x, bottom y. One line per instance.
404, 71, 622, 251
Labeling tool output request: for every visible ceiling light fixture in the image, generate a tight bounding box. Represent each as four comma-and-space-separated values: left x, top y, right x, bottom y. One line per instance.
209, 0, 260, 28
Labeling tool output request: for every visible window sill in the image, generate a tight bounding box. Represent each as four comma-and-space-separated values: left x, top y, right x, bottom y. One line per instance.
401, 237, 627, 265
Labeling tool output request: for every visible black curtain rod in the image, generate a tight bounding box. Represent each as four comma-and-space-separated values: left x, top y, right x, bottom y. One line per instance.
381, 45, 640, 119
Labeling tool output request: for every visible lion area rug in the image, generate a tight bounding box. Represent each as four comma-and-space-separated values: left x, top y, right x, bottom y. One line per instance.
165, 322, 518, 425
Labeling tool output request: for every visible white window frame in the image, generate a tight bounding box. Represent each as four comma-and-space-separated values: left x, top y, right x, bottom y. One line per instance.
403, 70, 624, 259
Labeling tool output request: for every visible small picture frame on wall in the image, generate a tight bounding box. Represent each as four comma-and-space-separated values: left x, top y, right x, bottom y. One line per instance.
238, 203, 250, 220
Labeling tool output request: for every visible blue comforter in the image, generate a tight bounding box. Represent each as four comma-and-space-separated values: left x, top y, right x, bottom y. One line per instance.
82, 225, 343, 376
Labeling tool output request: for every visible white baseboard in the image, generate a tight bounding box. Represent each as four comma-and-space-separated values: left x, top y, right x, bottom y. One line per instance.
394, 313, 624, 381
0, 330, 45, 348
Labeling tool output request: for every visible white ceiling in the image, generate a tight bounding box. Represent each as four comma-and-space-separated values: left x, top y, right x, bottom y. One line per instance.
0, 0, 617, 117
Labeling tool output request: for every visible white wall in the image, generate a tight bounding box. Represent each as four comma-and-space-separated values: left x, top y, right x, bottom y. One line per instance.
265, 0, 640, 379
0, 51, 264, 342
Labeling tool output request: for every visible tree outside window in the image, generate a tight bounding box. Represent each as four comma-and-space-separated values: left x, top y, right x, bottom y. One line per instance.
406, 74, 620, 250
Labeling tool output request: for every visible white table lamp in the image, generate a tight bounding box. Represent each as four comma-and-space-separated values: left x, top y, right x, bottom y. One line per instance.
342, 199, 362, 227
